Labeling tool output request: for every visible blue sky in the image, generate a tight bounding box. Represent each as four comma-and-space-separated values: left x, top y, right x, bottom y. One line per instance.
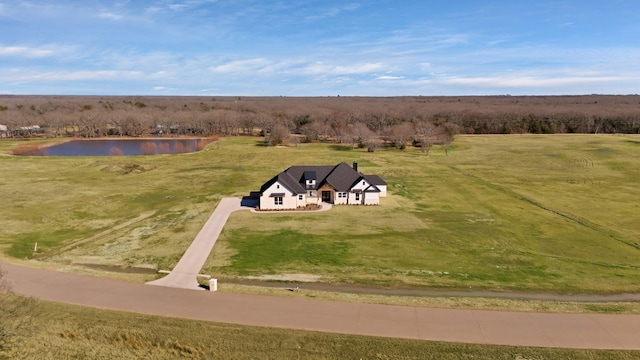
1, 0, 639, 96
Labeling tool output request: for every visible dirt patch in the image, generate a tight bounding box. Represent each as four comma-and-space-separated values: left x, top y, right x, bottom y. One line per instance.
101, 163, 155, 174
78, 263, 158, 274
243, 274, 323, 282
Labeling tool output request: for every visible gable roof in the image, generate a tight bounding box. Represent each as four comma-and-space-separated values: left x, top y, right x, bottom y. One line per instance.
259, 171, 305, 194
323, 162, 362, 192
260, 162, 383, 195
363, 174, 387, 186
284, 165, 335, 186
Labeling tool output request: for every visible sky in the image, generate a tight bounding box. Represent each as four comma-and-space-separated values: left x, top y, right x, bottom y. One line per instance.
1, 0, 639, 96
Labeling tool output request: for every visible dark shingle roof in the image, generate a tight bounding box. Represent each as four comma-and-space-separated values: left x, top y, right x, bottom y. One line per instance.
303, 170, 317, 180
261, 162, 384, 195
259, 171, 305, 194
323, 162, 362, 192
284, 165, 335, 189
363, 174, 387, 186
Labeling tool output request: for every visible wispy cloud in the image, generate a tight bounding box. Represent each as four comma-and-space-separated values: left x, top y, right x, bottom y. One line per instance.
5, 70, 143, 82
299, 62, 386, 76
98, 12, 124, 21
376, 75, 405, 80
1, 1, 639, 95
306, 3, 361, 20
440, 75, 631, 88
209, 58, 273, 74
0, 45, 54, 58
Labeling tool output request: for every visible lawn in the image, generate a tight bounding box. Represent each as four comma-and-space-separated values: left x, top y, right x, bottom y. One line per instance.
2, 135, 640, 293
3, 296, 639, 360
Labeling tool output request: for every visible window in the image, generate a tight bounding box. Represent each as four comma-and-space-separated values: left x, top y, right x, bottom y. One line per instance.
338, 192, 347, 198
274, 196, 283, 205
355, 193, 360, 201
276, 184, 280, 189
298, 194, 304, 200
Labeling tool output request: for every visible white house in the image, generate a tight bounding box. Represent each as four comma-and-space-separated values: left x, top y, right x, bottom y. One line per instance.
259, 162, 386, 210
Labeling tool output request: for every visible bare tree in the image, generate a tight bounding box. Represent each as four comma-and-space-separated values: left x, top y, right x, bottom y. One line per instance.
385, 122, 414, 149
442, 122, 459, 156
265, 123, 290, 146
415, 119, 436, 155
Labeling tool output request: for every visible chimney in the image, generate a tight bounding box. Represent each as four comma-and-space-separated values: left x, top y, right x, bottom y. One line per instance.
352, 161, 358, 172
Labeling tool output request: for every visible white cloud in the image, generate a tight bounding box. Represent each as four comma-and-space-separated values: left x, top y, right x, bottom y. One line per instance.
5, 70, 143, 82
168, 4, 187, 11
209, 58, 272, 74
153, 86, 176, 92
300, 62, 386, 76
376, 75, 404, 80
438, 74, 635, 88
306, 3, 362, 20
98, 12, 124, 21
0, 46, 53, 58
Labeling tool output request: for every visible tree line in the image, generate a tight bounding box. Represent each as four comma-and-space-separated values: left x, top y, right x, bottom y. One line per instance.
1, 95, 639, 148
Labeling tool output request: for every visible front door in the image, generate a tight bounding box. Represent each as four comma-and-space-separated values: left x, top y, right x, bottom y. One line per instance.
321, 191, 332, 203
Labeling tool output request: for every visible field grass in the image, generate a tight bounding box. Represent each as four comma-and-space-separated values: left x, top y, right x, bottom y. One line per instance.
3, 295, 639, 360
205, 135, 640, 294
2, 135, 640, 294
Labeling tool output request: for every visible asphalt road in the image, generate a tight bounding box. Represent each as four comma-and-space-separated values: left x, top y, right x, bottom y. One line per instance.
3, 262, 640, 350
4, 198, 640, 350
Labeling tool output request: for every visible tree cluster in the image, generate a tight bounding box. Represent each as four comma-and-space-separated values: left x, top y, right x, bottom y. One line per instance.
1, 95, 639, 150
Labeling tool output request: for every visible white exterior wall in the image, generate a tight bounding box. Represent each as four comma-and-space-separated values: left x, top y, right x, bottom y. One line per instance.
351, 178, 372, 192
348, 178, 372, 205
364, 192, 380, 205
295, 194, 306, 207
260, 181, 298, 210
348, 192, 362, 205
377, 185, 387, 197
334, 192, 348, 205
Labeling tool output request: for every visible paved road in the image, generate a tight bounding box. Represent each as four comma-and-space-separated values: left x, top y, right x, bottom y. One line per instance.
147, 198, 248, 289
3, 263, 640, 350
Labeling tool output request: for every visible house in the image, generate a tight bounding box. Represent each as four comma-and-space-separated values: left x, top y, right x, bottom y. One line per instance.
259, 162, 387, 210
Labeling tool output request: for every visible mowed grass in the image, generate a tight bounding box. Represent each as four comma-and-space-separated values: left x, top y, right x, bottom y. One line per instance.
205, 135, 640, 293
4, 296, 639, 360
2, 135, 640, 293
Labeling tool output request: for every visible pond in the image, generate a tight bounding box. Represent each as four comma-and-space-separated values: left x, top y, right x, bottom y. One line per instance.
15, 138, 214, 156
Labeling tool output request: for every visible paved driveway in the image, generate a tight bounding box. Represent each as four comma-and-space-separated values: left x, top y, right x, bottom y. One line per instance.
3, 263, 640, 350
147, 197, 331, 290
147, 197, 248, 289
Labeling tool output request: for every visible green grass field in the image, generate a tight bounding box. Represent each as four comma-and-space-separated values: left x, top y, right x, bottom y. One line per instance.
3, 296, 639, 360
2, 135, 640, 294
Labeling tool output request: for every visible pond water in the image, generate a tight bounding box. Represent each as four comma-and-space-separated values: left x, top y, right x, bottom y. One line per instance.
20, 138, 213, 156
